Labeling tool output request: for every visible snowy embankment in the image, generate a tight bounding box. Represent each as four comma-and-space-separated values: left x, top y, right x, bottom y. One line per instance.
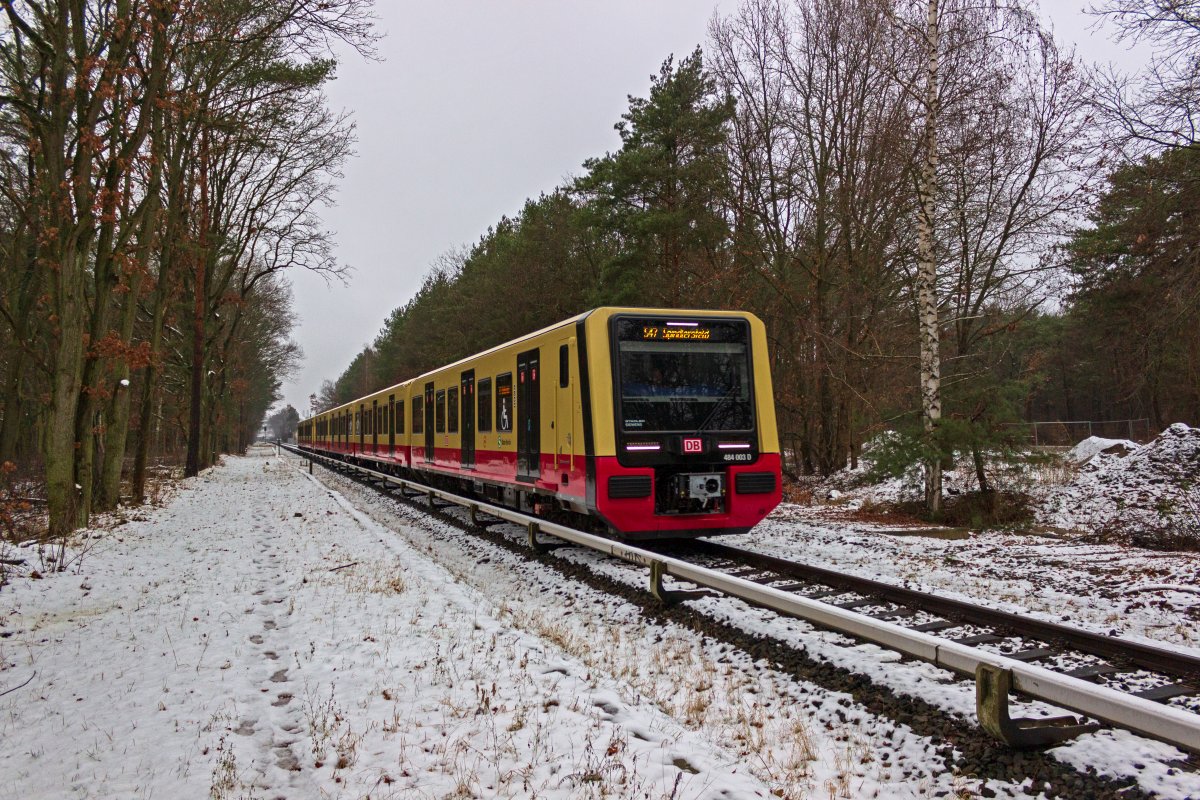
1039, 423, 1200, 537
3, 447, 989, 800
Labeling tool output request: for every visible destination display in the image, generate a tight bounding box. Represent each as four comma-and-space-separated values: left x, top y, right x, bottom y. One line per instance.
616, 316, 747, 346
639, 325, 713, 341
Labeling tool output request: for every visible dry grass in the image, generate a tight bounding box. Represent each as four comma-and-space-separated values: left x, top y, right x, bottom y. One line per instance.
495, 602, 822, 795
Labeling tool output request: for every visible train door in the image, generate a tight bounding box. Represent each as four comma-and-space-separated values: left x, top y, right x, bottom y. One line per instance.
460, 370, 475, 469
516, 348, 540, 482
372, 399, 378, 453
388, 394, 395, 455
555, 340, 574, 484
358, 403, 364, 453
424, 382, 435, 462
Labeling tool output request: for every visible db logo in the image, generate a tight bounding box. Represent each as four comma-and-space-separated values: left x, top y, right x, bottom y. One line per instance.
683, 438, 703, 453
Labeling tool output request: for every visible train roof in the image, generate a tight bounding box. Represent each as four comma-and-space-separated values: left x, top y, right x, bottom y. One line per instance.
304, 307, 758, 422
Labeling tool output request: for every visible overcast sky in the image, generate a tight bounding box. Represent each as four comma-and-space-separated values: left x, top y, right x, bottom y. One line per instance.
278, 1, 1150, 416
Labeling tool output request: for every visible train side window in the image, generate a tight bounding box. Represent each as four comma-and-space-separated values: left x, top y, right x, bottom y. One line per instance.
559, 344, 569, 387
496, 373, 513, 433
447, 388, 459, 433
412, 397, 424, 434
436, 389, 446, 433
478, 378, 492, 432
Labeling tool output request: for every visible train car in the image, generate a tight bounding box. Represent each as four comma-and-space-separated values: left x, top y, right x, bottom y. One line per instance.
297, 307, 782, 540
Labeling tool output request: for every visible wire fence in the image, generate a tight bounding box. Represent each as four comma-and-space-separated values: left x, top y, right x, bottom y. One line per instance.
1003, 419, 1154, 447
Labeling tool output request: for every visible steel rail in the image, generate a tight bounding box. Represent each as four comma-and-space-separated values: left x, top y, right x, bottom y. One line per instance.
281, 443, 1200, 754
689, 540, 1200, 682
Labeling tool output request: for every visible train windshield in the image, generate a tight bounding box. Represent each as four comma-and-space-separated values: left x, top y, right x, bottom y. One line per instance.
614, 318, 754, 433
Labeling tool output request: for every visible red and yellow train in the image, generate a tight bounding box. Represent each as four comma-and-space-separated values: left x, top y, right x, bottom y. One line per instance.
297, 308, 782, 539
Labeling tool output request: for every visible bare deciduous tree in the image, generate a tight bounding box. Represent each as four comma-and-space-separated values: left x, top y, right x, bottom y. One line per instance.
711, 0, 914, 476
1090, 0, 1200, 148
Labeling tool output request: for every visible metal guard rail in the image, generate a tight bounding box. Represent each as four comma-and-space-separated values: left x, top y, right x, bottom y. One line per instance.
281, 443, 1200, 755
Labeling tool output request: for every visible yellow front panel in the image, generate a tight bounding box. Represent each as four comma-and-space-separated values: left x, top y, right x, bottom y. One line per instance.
582, 308, 780, 457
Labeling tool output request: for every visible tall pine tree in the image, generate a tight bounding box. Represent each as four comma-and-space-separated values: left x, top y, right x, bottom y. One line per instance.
575, 48, 734, 307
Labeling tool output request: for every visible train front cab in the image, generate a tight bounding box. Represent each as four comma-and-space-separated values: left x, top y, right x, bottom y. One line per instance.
583, 309, 782, 540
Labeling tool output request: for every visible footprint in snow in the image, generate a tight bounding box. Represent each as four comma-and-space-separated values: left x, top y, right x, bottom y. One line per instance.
272, 693, 293, 707
234, 719, 256, 736
249, 634, 263, 644
275, 749, 300, 772
269, 669, 288, 683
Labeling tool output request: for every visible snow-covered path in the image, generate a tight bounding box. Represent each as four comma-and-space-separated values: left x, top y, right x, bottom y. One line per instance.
1, 450, 781, 798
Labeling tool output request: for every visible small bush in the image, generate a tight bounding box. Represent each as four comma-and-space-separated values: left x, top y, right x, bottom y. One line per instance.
1093, 498, 1200, 552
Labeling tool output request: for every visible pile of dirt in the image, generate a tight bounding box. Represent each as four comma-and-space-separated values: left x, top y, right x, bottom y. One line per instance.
1039, 423, 1200, 547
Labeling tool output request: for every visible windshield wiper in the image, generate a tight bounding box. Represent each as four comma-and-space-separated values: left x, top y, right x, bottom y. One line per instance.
697, 381, 741, 431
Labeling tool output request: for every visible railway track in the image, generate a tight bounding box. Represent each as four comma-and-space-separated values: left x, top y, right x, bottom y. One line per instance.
280, 442, 1200, 758
660, 540, 1200, 740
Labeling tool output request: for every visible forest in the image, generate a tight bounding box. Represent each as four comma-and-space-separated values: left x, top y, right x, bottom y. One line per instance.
0, 0, 374, 537
317, 0, 1200, 510
1, 0, 1197, 538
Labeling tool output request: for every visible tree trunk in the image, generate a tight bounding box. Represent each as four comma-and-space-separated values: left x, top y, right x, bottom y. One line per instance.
185, 129, 211, 478
73, 228, 119, 527
131, 250, 172, 505
98, 3, 167, 510
0, 350, 27, 463
916, 0, 943, 515
45, 245, 88, 538
972, 444, 990, 495
0, 230, 41, 463
96, 263, 146, 509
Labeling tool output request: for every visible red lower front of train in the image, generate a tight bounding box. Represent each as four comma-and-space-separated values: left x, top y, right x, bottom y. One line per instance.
592, 452, 781, 539
301, 439, 781, 540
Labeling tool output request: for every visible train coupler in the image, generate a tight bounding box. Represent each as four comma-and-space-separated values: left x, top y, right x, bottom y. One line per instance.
975, 664, 1099, 748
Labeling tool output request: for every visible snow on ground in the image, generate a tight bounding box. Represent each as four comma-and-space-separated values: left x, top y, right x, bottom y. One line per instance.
722, 508, 1200, 797
740, 506, 1200, 651
1039, 423, 1200, 535
1, 446, 1007, 800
